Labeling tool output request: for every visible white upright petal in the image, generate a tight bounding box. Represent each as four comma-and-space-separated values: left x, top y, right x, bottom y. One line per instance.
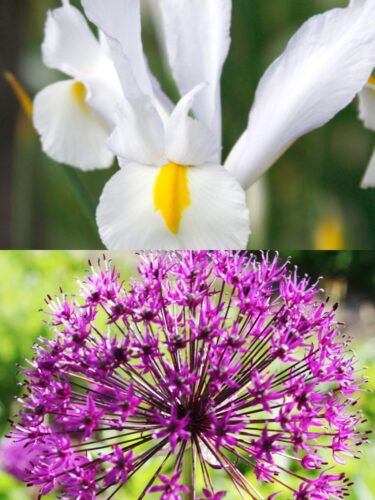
108, 98, 165, 166
33, 80, 113, 170
226, 0, 375, 189
158, 0, 232, 145
42, 0, 102, 78
97, 163, 250, 250
358, 80, 375, 131
166, 85, 221, 166
81, 0, 153, 99
361, 147, 375, 188
82, 63, 124, 126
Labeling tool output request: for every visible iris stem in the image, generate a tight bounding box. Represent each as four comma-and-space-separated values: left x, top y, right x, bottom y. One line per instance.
183, 444, 194, 500
62, 166, 97, 231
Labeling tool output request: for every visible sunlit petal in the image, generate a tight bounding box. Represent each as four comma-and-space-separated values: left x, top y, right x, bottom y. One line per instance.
226, 0, 375, 189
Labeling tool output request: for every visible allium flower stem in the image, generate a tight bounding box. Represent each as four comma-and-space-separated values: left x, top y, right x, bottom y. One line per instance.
182, 444, 194, 500
139, 451, 173, 499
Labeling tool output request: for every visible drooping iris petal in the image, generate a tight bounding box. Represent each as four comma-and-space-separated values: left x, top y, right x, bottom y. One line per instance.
158, 0, 232, 149
97, 163, 186, 250
166, 85, 221, 166
81, 0, 153, 100
42, 0, 102, 78
33, 80, 114, 170
96, 163, 250, 249
108, 97, 165, 166
225, 0, 375, 189
35, 0, 123, 169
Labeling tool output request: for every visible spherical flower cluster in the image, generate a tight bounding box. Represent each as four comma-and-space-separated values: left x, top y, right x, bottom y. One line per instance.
10, 252, 368, 499
0, 437, 43, 482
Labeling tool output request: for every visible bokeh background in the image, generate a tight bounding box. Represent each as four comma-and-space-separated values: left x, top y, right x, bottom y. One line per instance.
0, 251, 374, 499
0, 0, 374, 250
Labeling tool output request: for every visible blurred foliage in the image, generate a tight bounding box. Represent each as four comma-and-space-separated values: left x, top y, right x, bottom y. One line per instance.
0, 251, 136, 435
279, 250, 375, 295
0, 251, 373, 499
0, 0, 374, 249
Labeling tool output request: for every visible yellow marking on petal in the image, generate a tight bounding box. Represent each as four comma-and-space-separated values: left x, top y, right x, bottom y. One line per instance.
154, 162, 190, 234
4, 71, 33, 120
368, 76, 375, 87
71, 81, 88, 110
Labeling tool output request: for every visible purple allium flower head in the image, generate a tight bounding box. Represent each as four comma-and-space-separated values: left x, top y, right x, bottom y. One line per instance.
149, 471, 190, 499
10, 252, 369, 499
0, 436, 45, 481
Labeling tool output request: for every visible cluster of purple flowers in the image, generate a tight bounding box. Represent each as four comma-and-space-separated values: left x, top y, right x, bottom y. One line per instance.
10, 252, 368, 499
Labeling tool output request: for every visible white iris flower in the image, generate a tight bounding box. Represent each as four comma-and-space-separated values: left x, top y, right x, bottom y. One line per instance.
85, 0, 375, 250
358, 77, 375, 188
81, 0, 250, 249
33, 0, 123, 170
36, 0, 375, 249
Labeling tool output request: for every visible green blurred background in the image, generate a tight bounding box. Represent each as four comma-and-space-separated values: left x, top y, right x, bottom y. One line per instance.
0, 251, 374, 499
0, 0, 374, 250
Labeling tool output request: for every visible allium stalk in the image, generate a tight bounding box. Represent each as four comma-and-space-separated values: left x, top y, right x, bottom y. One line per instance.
10, 252, 369, 499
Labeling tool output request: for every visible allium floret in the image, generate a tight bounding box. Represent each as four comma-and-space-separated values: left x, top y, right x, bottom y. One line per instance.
9, 251, 369, 499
